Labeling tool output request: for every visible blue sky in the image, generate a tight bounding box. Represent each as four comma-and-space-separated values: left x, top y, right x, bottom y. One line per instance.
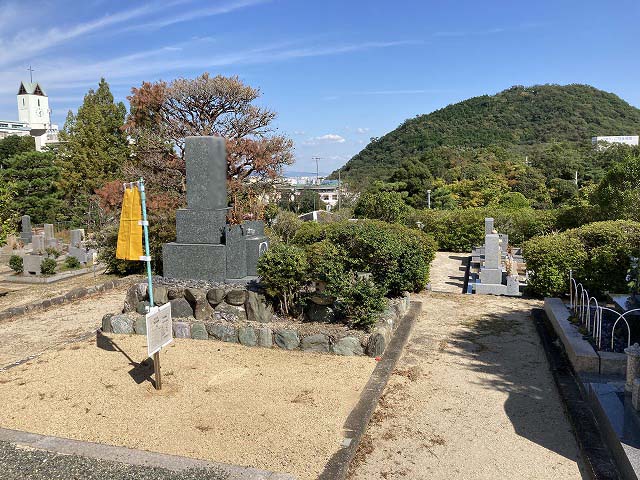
0, 0, 637, 174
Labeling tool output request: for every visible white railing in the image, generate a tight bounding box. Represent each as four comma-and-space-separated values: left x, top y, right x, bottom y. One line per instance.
569, 270, 640, 351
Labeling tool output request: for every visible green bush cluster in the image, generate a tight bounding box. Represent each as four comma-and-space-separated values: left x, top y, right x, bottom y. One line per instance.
523, 220, 640, 297
259, 219, 437, 330
64, 256, 81, 270
40, 258, 57, 275
9, 254, 23, 273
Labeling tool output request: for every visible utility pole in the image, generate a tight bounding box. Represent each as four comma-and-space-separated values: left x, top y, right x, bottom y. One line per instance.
575, 171, 578, 186
312, 157, 321, 212
427, 189, 431, 209
338, 170, 341, 211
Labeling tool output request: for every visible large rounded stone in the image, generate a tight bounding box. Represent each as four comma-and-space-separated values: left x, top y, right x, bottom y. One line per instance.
101, 313, 113, 333
206, 288, 226, 306
301, 333, 330, 353
153, 285, 169, 306
173, 321, 191, 338
366, 333, 386, 357
245, 291, 273, 323
191, 322, 208, 340
305, 303, 335, 323
257, 327, 272, 348
238, 326, 257, 346
170, 298, 193, 318
123, 283, 147, 312
184, 288, 213, 320
214, 303, 246, 323
275, 330, 300, 350
333, 336, 363, 356
225, 289, 247, 306
206, 323, 238, 343
110, 314, 134, 334
134, 316, 147, 335
136, 301, 150, 315
167, 287, 184, 300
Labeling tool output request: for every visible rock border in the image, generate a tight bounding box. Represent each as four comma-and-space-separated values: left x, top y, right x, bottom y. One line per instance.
0, 277, 139, 322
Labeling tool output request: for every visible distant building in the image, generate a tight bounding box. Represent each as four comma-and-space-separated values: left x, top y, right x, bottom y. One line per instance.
276, 178, 343, 211
591, 135, 639, 147
0, 81, 59, 151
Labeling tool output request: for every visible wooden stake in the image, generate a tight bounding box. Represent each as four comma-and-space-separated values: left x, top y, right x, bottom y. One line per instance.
153, 351, 162, 390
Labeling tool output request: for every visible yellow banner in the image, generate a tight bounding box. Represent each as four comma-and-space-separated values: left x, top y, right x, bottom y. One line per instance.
116, 186, 144, 261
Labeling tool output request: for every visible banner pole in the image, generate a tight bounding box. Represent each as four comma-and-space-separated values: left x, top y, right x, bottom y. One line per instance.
138, 177, 160, 389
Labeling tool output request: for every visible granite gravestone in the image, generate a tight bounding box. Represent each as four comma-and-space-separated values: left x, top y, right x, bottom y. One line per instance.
163, 136, 269, 282
20, 215, 32, 244
32, 234, 45, 253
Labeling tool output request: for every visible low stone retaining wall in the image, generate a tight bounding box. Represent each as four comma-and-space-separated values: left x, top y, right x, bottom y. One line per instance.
105, 280, 412, 357
0, 277, 137, 322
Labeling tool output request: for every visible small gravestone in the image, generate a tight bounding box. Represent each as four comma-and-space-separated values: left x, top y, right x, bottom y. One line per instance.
23, 255, 44, 276
32, 234, 45, 254
69, 229, 84, 248
20, 215, 32, 244
485, 217, 494, 236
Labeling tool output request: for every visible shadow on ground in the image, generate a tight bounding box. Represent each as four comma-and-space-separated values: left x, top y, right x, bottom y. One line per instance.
445, 305, 585, 471
96, 331, 156, 388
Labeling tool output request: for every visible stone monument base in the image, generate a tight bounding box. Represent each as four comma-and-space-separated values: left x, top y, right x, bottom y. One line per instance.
163, 243, 227, 282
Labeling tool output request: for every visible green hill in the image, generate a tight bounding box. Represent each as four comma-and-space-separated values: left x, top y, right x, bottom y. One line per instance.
334, 84, 640, 186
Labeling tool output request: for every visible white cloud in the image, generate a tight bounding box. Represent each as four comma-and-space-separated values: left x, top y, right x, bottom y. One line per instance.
355, 127, 369, 134
316, 134, 346, 143
293, 130, 306, 135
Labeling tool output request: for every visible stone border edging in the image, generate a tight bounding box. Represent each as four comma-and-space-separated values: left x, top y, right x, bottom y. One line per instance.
0, 276, 140, 322
532, 308, 621, 480
0, 427, 295, 480
317, 300, 423, 480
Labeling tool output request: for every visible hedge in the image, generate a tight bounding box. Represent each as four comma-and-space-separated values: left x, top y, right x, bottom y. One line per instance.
523, 220, 640, 297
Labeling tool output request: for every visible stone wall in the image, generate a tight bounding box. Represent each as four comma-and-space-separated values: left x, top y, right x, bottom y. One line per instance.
105, 280, 411, 357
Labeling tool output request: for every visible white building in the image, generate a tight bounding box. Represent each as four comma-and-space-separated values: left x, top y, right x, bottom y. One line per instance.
591, 135, 639, 147
0, 81, 59, 151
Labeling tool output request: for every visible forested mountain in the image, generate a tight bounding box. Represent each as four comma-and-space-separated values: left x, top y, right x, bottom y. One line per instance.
333, 84, 640, 190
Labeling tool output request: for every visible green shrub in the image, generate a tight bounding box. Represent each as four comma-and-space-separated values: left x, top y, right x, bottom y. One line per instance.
9, 254, 23, 273
305, 240, 348, 295
40, 257, 57, 275
524, 220, 640, 297
340, 278, 386, 330
257, 242, 308, 315
354, 191, 412, 223
270, 210, 303, 243
45, 247, 61, 259
64, 256, 81, 269
291, 221, 328, 245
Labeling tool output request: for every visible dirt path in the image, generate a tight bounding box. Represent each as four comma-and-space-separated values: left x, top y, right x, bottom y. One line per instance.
0, 270, 124, 311
0, 286, 128, 368
429, 252, 466, 293
349, 292, 585, 479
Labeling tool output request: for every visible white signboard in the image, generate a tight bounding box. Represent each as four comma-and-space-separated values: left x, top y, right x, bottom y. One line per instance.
592, 135, 639, 146
146, 303, 173, 357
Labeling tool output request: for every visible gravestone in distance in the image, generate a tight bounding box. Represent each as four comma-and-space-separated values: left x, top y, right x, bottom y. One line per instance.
32, 234, 45, 254
20, 215, 32, 245
485, 217, 494, 236
162, 136, 269, 282
69, 229, 84, 248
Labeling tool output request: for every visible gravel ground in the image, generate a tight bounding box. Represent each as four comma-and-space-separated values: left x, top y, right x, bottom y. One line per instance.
429, 252, 466, 293
349, 292, 584, 479
0, 441, 229, 480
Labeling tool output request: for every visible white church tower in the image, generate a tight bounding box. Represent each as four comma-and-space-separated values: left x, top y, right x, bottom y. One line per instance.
17, 81, 50, 131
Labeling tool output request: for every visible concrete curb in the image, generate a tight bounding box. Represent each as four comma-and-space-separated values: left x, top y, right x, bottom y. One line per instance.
0, 427, 295, 480
0, 276, 139, 322
317, 300, 423, 480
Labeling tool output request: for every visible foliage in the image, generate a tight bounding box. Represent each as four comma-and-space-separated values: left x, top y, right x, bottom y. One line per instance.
0, 180, 17, 245
592, 146, 640, 222
270, 210, 302, 243
524, 221, 640, 297
9, 255, 23, 273
1, 151, 62, 224
45, 247, 61, 259
257, 242, 308, 315
124, 73, 293, 222
305, 240, 348, 295
354, 191, 412, 223
64, 256, 81, 269
335, 84, 640, 188
40, 258, 57, 275
0, 135, 34, 169
627, 257, 640, 297
340, 278, 386, 330
57, 78, 129, 221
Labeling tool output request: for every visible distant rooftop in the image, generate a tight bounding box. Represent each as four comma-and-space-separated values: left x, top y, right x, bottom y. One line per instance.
18, 81, 47, 96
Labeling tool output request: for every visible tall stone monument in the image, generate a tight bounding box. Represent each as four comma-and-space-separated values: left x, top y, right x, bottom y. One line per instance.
20, 215, 32, 244
163, 136, 269, 282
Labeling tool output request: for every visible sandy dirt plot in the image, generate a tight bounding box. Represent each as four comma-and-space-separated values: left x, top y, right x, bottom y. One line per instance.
0, 334, 376, 480
429, 252, 466, 293
0, 270, 126, 311
0, 286, 128, 368
349, 292, 585, 480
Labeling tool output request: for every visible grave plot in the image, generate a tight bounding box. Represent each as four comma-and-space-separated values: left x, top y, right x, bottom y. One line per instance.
0, 333, 376, 480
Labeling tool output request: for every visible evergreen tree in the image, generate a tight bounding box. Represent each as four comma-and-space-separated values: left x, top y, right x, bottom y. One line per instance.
0, 135, 35, 169
57, 78, 128, 220
2, 151, 62, 223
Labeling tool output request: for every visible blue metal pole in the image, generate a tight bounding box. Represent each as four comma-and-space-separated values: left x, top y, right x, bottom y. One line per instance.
138, 178, 154, 308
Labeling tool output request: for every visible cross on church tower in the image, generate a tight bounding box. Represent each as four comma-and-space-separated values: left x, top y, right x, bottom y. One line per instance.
27, 65, 34, 83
